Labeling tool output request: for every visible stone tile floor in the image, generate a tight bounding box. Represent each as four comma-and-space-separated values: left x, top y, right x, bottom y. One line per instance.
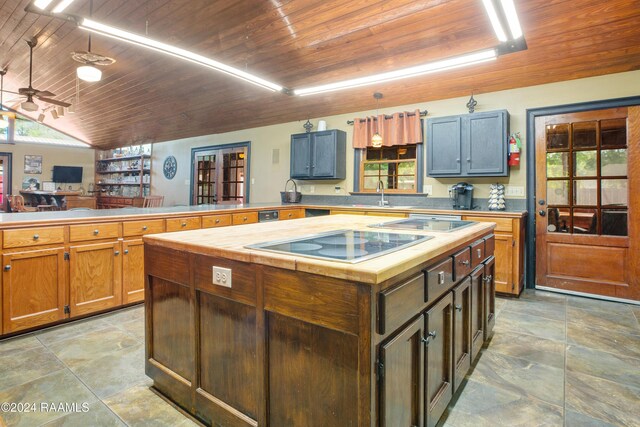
0, 290, 638, 426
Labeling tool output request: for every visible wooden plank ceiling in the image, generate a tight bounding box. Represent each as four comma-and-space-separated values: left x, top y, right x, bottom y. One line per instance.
0, 0, 639, 148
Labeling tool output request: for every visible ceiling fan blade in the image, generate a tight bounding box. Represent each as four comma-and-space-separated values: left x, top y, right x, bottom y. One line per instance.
1, 89, 21, 95
34, 89, 55, 97
36, 97, 71, 107
18, 87, 30, 94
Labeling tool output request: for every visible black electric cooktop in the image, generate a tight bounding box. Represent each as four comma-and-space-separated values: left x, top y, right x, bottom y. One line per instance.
368, 218, 476, 232
246, 229, 433, 263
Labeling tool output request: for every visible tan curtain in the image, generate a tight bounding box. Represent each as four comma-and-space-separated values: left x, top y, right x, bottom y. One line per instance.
352, 109, 423, 148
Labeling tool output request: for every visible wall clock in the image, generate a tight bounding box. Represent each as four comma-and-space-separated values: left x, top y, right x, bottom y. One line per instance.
163, 155, 177, 179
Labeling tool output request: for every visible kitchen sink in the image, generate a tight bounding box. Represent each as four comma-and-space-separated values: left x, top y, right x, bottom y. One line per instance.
348, 204, 416, 209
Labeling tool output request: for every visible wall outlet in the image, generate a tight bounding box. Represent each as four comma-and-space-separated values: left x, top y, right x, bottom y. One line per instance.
505, 186, 525, 197
309, 185, 315, 193
424, 185, 433, 195
212, 266, 232, 288
251, 178, 255, 185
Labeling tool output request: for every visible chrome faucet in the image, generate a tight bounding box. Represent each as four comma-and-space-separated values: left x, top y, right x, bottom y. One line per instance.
376, 180, 389, 207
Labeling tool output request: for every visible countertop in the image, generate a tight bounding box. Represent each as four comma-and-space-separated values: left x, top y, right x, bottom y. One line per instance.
143, 214, 496, 284
0, 202, 525, 228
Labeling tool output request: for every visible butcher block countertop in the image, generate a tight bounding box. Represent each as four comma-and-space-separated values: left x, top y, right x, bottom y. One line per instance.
143, 214, 496, 285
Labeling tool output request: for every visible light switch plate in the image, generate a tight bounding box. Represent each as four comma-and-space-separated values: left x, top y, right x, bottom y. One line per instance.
505, 186, 525, 197
212, 266, 232, 288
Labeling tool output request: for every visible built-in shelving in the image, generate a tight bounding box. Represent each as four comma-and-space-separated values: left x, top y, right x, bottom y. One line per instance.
95, 144, 152, 208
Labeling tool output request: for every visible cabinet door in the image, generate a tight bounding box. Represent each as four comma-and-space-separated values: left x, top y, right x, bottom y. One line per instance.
2, 248, 66, 333
464, 110, 508, 176
379, 315, 424, 427
427, 116, 462, 176
69, 241, 122, 316
290, 134, 311, 178
424, 292, 453, 427
452, 278, 472, 392
470, 266, 484, 362
311, 131, 337, 178
494, 233, 514, 294
483, 256, 496, 340
122, 239, 145, 304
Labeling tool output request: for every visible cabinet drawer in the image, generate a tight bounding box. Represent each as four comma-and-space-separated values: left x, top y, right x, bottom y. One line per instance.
470, 239, 485, 269
279, 208, 304, 220
452, 247, 471, 281
463, 216, 512, 233
378, 274, 425, 335
123, 219, 165, 237
202, 214, 232, 228
166, 216, 201, 232
232, 212, 258, 225
425, 257, 454, 304
484, 234, 495, 258
70, 223, 120, 242
3, 227, 65, 248
331, 210, 365, 215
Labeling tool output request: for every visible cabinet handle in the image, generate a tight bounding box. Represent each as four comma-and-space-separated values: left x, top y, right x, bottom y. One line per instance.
215, 219, 220, 224
421, 330, 437, 345
33, 234, 39, 240
455, 304, 463, 312
124, 249, 129, 255
114, 251, 120, 256
243, 216, 248, 221
437, 271, 445, 285
484, 275, 493, 283
142, 226, 148, 231
4, 265, 10, 271
181, 222, 187, 227
306, 164, 310, 169
459, 259, 470, 266
456, 158, 460, 163
288, 213, 292, 217
93, 229, 99, 235
477, 249, 482, 258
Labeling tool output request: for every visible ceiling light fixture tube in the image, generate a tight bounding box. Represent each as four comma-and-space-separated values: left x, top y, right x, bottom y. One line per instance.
33, 0, 54, 10
500, 0, 523, 39
52, 0, 76, 13
78, 18, 284, 92
294, 49, 497, 96
482, 0, 507, 42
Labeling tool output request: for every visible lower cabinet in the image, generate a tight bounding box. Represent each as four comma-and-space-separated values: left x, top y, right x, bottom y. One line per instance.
452, 277, 472, 392
425, 292, 453, 427
1, 247, 66, 333
122, 239, 145, 304
69, 241, 122, 316
483, 256, 496, 340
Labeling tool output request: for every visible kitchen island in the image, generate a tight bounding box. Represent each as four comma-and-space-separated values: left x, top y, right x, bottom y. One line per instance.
143, 215, 496, 427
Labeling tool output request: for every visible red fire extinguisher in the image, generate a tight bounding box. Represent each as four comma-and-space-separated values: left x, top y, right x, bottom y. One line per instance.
508, 133, 521, 166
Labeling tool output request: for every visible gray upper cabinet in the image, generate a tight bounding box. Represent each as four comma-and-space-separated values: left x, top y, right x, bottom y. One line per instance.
427, 110, 509, 177
290, 130, 346, 180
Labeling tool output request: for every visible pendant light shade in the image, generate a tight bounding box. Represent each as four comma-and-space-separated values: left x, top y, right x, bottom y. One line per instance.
371, 92, 383, 148
21, 100, 39, 112
371, 132, 383, 148
77, 65, 102, 82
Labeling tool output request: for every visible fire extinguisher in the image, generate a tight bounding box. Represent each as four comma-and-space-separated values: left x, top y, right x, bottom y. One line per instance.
508, 132, 521, 166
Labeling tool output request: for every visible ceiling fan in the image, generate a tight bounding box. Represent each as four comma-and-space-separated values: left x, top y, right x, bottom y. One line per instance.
10, 38, 71, 112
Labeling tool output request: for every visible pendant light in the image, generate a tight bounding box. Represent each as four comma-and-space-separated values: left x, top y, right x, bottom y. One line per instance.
76, 0, 102, 82
371, 92, 383, 148
0, 70, 8, 129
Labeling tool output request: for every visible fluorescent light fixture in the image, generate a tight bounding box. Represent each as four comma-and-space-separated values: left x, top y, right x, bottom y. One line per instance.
294, 49, 497, 96
77, 65, 102, 82
78, 18, 284, 92
52, 0, 76, 13
482, 0, 507, 42
500, 0, 523, 39
33, 0, 54, 9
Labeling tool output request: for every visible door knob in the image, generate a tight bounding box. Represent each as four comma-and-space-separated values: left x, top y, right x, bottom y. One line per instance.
538, 210, 546, 217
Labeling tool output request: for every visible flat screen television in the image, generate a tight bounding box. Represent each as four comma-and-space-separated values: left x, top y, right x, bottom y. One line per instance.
52, 166, 83, 183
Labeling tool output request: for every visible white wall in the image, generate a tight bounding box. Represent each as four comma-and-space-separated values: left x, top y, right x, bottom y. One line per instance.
150, 70, 640, 205
0, 142, 95, 195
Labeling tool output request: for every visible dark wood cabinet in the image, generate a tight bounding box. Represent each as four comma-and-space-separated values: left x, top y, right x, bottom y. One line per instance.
425, 292, 453, 427
427, 110, 509, 177
452, 277, 472, 392
470, 265, 485, 362
379, 316, 424, 427
483, 256, 496, 340
290, 130, 346, 180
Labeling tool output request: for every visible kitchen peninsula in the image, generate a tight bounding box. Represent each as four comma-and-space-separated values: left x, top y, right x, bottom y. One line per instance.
143, 215, 496, 427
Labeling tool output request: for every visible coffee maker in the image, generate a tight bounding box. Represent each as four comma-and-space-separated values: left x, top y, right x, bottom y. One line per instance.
449, 182, 474, 210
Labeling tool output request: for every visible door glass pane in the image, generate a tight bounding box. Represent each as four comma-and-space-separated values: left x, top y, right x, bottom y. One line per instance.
601, 118, 626, 148
602, 209, 627, 236
572, 121, 597, 148
574, 180, 597, 205
547, 208, 569, 233
601, 179, 627, 206
546, 124, 569, 149
574, 151, 597, 177
547, 180, 569, 205
601, 149, 627, 176
572, 208, 598, 234
546, 152, 569, 177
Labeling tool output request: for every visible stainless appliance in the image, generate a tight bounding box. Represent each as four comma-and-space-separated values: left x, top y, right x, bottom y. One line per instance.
258, 210, 279, 222
449, 182, 474, 210
246, 229, 433, 263
369, 216, 476, 232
